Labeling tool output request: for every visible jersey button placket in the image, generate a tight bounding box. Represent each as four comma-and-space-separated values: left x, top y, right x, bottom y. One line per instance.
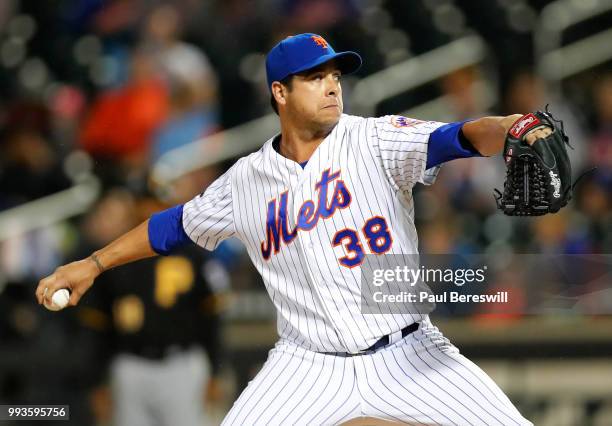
301, 233, 314, 251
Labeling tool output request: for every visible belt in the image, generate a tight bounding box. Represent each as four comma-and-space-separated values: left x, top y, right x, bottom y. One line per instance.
323, 322, 420, 357
128, 344, 191, 361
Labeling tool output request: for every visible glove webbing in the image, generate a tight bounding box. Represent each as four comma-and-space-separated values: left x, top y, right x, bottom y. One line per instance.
494, 154, 551, 215
495, 151, 596, 215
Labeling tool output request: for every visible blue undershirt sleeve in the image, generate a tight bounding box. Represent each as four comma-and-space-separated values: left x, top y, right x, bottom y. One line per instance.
148, 204, 191, 255
426, 120, 482, 169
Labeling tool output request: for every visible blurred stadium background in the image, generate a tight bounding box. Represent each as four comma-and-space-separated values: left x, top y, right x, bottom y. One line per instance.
0, 0, 610, 425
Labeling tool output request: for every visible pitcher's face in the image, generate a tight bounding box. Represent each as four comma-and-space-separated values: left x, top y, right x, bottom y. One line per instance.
284, 61, 343, 131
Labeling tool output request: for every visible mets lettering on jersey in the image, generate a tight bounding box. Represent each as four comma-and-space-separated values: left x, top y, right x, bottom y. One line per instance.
183, 114, 444, 354
261, 169, 351, 260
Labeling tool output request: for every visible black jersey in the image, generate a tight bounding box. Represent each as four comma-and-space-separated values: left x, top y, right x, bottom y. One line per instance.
77, 244, 228, 376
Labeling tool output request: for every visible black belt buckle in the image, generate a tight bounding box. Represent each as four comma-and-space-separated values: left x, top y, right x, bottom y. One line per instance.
135, 346, 166, 360
134, 344, 189, 360
321, 322, 420, 357
364, 322, 420, 353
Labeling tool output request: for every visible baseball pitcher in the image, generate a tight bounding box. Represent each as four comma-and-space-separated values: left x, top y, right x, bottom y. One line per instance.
38, 33, 573, 425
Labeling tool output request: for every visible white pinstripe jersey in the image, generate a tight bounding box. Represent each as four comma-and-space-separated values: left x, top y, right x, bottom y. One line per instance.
183, 114, 446, 353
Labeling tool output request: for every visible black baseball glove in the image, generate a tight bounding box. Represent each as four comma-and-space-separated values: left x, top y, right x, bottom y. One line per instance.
494, 108, 572, 216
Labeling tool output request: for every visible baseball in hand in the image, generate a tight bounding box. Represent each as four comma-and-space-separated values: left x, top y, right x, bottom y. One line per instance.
44, 288, 71, 311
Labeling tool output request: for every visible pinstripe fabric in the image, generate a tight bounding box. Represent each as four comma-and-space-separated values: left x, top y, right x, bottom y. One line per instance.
183, 115, 446, 353
222, 341, 361, 425
355, 317, 530, 425
222, 318, 531, 425
183, 114, 531, 424
183, 167, 236, 250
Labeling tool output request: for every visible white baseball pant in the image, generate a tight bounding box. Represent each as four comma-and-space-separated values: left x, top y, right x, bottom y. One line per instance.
222, 317, 532, 425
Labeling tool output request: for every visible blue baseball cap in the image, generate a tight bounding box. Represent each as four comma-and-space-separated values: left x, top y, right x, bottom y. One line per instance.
266, 33, 362, 90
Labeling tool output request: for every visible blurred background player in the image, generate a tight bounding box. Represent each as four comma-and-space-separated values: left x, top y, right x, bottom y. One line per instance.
74, 188, 229, 426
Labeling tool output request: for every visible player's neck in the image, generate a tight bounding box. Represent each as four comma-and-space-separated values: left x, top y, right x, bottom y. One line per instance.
278, 125, 330, 163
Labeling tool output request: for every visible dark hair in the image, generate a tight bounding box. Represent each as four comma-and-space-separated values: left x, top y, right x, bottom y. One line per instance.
270, 76, 294, 115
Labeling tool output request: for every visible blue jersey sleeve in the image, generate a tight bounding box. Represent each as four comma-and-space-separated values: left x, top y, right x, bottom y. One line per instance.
426, 120, 481, 169
148, 204, 191, 255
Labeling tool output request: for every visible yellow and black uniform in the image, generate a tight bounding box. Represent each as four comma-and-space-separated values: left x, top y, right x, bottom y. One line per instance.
77, 244, 229, 426
80, 245, 226, 364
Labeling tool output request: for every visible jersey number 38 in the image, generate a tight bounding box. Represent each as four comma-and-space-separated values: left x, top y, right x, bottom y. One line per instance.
332, 216, 393, 268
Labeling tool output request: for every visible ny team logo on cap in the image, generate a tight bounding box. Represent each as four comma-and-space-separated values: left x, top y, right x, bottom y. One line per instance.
266, 33, 362, 90
311, 35, 329, 49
